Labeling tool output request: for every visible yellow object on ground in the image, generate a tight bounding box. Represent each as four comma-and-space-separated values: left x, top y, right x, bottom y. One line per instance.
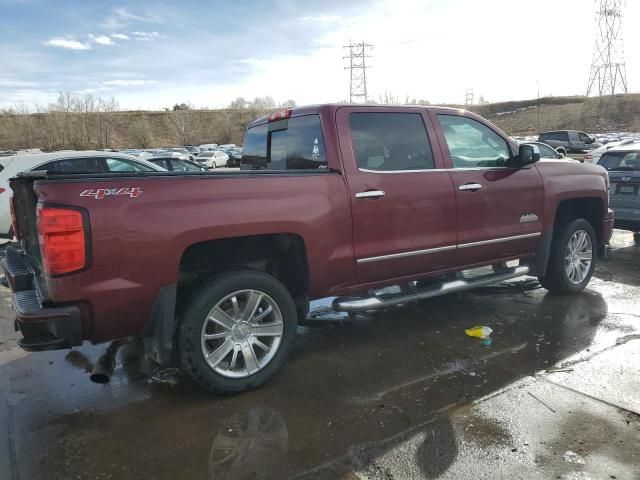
465, 326, 493, 340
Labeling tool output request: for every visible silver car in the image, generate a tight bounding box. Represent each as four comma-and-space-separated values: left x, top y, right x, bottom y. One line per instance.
598, 144, 640, 242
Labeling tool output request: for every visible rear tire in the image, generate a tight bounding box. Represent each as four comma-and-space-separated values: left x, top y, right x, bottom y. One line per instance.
634, 232, 640, 244
178, 270, 298, 394
539, 218, 596, 294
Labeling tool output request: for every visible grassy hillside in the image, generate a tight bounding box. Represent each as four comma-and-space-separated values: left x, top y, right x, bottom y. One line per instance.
470, 94, 640, 135
1, 94, 639, 151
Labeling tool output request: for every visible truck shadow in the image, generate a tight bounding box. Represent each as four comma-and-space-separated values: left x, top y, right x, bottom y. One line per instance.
2, 288, 611, 480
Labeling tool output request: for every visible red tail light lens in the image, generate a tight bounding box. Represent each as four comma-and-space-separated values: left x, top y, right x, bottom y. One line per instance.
37, 206, 87, 275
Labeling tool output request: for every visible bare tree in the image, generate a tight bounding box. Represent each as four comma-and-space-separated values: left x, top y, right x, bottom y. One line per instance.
74, 93, 96, 148
97, 96, 119, 148
128, 115, 154, 148
166, 104, 195, 145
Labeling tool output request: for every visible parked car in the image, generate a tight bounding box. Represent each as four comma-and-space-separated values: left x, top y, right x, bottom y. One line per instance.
196, 150, 229, 168
219, 143, 237, 149
149, 157, 207, 172
0, 151, 165, 238
219, 147, 242, 167
184, 145, 202, 156
522, 142, 569, 160
597, 144, 640, 242
584, 138, 640, 164
3, 105, 612, 395
198, 143, 219, 151
538, 130, 602, 155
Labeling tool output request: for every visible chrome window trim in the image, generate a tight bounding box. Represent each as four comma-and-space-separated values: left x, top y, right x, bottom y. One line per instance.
356, 232, 541, 264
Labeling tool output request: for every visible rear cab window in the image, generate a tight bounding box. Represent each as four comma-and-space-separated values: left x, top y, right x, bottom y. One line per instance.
241, 115, 327, 170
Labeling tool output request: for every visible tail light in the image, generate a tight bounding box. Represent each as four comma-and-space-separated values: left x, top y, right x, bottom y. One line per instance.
9, 195, 19, 240
37, 206, 87, 276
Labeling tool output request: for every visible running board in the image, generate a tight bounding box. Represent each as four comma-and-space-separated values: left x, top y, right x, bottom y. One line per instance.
332, 266, 530, 313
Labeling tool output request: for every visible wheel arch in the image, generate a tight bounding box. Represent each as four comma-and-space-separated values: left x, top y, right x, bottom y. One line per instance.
143, 233, 309, 366
536, 197, 604, 279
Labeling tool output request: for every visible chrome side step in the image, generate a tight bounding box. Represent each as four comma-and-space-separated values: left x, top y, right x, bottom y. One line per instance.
332, 266, 530, 313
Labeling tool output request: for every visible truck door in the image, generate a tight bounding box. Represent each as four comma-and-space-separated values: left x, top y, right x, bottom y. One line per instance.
568, 131, 585, 151
337, 106, 457, 285
430, 111, 544, 268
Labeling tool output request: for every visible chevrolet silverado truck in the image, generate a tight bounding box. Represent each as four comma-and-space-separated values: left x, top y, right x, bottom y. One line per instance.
2, 105, 614, 394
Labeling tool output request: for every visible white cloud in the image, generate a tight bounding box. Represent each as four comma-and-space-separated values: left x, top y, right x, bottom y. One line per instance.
111, 33, 130, 40
101, 79, 158, 87
89, 34, 114, 46
131, 31, 160, 41
103, 7, 163, 30
43, 37, 91, 50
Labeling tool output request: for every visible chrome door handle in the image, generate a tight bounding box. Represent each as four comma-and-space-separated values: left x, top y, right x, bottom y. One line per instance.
355, 190, 386, 199
458, 183, 483, 191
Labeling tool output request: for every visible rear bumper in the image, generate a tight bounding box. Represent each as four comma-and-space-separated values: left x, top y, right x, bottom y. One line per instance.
1, 247, 82, 351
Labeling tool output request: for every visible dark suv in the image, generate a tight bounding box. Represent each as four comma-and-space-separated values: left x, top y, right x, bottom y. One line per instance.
538, 130, 602, 155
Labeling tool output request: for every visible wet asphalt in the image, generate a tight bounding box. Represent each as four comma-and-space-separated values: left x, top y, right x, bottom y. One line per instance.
0, 232, 639, 480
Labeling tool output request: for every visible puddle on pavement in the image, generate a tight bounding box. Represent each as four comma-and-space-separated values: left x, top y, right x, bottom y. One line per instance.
1, 231, 639, 479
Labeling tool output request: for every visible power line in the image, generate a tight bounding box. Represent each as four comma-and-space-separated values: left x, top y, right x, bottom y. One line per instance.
343, 42, 373, 103
587, 0, 628, 96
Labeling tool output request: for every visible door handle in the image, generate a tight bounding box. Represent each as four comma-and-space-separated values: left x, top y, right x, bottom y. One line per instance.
355, 190, 386, 199
458, 183, 483, 191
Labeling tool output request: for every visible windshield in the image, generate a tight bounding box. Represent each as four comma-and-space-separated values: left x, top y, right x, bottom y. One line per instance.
599, 151, 640, 171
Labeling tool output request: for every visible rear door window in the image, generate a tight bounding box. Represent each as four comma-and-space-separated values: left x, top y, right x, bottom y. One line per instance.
241, 115, 327, 170
105, 158, 154, 172
349, 112, 434, 171
37, 157, 107, 173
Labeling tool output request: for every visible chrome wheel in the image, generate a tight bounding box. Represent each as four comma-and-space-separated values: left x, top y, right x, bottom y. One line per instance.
564, 230, 593, 284
201, 289, 283, 378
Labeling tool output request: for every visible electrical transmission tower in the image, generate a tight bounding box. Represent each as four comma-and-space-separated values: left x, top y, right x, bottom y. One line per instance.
343, 42, 373, 103
586, 0, 628, 96
464, 88, 474, 106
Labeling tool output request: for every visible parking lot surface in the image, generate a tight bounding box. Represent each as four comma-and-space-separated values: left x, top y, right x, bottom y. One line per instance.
0, 232, 638, 479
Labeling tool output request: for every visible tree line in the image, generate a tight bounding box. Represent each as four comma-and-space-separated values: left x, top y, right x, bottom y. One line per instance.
0, 93, 294, 151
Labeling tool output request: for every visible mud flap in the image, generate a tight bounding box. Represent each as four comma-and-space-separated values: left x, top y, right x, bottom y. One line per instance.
534, 230, 554, 279
141, 284, 177, 367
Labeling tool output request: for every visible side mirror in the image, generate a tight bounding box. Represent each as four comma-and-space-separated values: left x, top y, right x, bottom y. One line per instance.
514, 144, 540, 168
556, 149, 565, 158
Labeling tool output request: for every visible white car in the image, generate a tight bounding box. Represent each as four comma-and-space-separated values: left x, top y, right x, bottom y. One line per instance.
584, 138, 640, 164
0, 151, 165, 238
195, 150, 230, 169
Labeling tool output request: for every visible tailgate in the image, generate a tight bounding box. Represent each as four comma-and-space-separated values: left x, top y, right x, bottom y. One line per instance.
10, 174, 44, 271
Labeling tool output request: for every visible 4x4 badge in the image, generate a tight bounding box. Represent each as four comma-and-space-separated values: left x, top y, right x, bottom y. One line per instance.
80, 187, 143, 199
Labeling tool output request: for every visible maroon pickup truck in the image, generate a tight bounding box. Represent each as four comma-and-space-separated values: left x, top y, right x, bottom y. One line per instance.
3, 105, 613, 393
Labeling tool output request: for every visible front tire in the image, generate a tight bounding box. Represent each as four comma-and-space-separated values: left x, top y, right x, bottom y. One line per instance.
539, 218, 596, 294
178, 270, 297, 394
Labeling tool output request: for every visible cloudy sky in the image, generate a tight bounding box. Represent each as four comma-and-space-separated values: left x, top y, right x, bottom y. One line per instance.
1, 0, 638, 110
